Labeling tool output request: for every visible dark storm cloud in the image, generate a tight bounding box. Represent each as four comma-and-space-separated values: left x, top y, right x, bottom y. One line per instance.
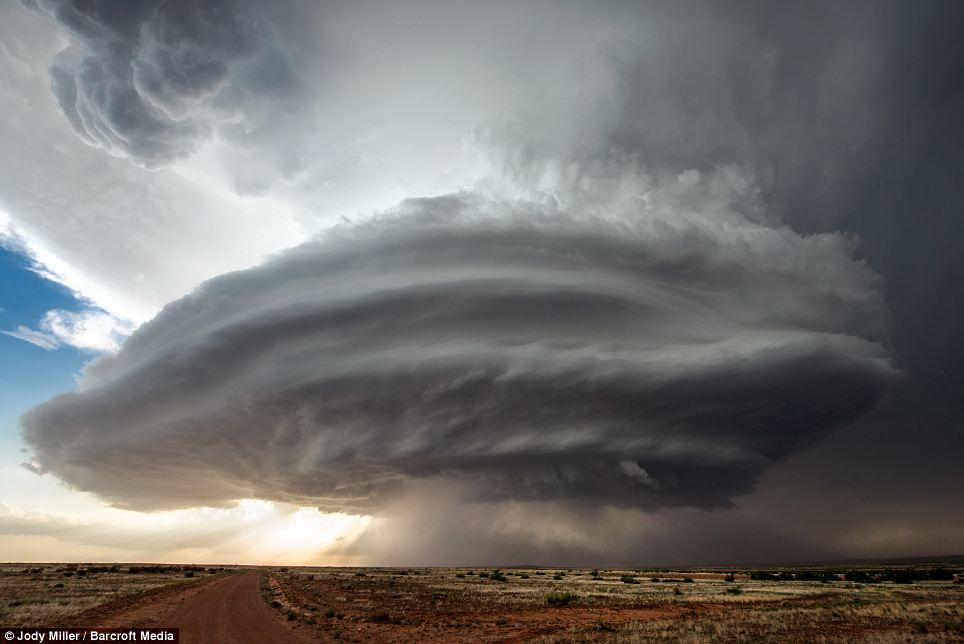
22, 192, 897, 512
22, 0, 297, 168
466, 1, 964, 561
9, 0, 960, 563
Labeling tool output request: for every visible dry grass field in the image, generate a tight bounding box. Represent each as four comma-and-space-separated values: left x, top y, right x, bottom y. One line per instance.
1, 562, 961, 642
266, 565, 964, 642
0, 563, 226, 627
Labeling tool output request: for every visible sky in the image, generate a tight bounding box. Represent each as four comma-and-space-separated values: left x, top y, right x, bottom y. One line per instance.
0, 0, 961, 567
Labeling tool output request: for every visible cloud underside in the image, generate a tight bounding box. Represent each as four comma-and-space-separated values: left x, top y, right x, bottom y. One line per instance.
25, 0, 291, 168
21, 194, 897, 512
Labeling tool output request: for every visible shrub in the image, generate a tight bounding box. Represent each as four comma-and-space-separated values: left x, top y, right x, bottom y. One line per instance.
725, 586, 743, 595
325, 609, 336, 618
184, 571, 194, 578
620, 575, 638, 584
683, 577, 694, 583
723, 573, 735, 582
880, 568, 916, 584
489, 569, 508, 582
545, 592, 578, 607
552, 573, 564, 580
674, 586, 682, 596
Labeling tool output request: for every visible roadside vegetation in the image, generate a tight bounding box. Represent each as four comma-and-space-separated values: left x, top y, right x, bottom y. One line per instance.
0, 563, 223, 627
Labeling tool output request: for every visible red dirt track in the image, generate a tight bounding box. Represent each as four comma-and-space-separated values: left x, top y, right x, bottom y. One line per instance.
74, 572, 309, 643
158, 572, 306, 643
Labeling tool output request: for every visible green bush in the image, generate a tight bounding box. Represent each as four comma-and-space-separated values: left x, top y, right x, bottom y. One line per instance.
545, 592, 578, 607
620, 575, 638, 584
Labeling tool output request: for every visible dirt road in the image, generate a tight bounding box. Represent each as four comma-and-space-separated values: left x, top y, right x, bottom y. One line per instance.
158, 572, 307, 643
76, 572, 312, 643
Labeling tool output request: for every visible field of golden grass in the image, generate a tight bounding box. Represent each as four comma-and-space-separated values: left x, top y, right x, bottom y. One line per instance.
0, 563, 223, 627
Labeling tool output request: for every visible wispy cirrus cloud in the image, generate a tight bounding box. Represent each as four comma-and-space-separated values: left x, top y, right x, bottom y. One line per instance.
3, 325, 60, 351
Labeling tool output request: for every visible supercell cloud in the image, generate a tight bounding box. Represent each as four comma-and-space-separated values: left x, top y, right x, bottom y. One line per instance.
22, 173, 898, 513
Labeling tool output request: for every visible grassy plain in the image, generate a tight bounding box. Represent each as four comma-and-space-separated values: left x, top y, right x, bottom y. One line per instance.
266, 565, 964, 642
1, 562, 961, 641
0, 563, 224, 627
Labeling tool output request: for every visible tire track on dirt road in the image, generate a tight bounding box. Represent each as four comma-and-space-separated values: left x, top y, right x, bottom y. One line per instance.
156, 572, 311, 643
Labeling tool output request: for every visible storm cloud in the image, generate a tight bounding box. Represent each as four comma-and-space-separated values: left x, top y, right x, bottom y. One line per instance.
6, 0, 960, 564
22, 180, 897, 513
22, 0, 298, 168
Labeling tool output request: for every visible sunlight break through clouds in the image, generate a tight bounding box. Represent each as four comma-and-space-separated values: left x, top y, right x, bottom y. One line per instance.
0, 499, 370, 565
21, 176, 899, 514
